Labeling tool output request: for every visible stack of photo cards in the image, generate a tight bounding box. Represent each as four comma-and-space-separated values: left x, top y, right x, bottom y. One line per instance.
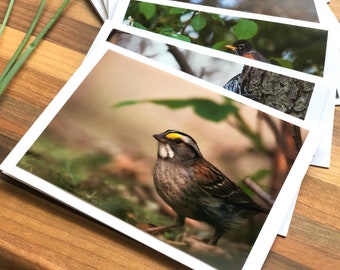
1, 1, 339, 269
89, 0, 118, 21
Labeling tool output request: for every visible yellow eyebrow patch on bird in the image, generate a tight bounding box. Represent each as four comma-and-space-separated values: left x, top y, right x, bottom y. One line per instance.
165, 132, 183, 140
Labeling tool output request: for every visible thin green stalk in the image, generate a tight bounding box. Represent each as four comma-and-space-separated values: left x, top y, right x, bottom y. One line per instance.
233, 111, 268, 154
0, 0, 15, 37
0, 0, 70, 95
0, 0, 47, 84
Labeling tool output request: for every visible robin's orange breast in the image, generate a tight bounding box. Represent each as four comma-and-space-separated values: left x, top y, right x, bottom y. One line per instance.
243, 53, 256, 60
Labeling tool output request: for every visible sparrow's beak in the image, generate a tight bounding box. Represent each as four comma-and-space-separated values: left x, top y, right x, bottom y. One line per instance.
153, 133, 166, 143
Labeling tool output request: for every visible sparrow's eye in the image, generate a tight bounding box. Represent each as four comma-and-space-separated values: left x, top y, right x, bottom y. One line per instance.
175, 138, 182, 144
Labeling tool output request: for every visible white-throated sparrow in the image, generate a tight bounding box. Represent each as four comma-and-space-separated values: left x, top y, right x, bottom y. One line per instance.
152, 129, 268, 245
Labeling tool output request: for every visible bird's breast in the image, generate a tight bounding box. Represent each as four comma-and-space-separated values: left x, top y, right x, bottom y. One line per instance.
153, 160, 200, 214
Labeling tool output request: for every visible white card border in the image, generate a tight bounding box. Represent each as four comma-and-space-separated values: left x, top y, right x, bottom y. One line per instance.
88, 0, 108, 21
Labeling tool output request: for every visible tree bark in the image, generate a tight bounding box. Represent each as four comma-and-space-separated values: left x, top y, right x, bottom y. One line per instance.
238, 66, 314, 120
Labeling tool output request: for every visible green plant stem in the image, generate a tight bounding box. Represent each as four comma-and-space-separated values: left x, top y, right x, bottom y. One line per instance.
0, 0, 71, 96
0, 0, 15, 37
232, 111, 268, 154
0, 0, 47, 84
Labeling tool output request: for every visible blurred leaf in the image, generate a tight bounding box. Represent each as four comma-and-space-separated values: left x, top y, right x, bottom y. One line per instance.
158, 27, 191, 42
71, 152, 111, 172
132, 21, 147, 30
210, 13, 226, 26
212, 40, 229, 50
169, 7, 187, 15
191, 12, 207, 31
232, 19, 258, 39
159, 27, 174, 35
170, 33, 191, 42
139, 2, 156, 20
152, 98, 239, 122
114, 98, 238, 122
102, 197, 134, 220
114, 100, 142, 108
248, 169, 271, 182
270, 57, 294, 69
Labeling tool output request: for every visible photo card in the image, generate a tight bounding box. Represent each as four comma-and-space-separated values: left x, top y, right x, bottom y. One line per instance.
106, 23, 336, 166
113, 0, 329, 78
89, 0, 108, 21
0, 43, 327, 269
107, 0, 119, 19
108, 0, 337, 169
83, 1, 336, 240
106, 24, 325, 124
89, 0, 337, 234
172, 0, 321, 23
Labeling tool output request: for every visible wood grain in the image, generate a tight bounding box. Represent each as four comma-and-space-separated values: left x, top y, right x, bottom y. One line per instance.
0, 0, 339, 269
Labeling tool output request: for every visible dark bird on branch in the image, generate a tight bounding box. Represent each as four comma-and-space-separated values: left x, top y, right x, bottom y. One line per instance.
224, 40, 269, 95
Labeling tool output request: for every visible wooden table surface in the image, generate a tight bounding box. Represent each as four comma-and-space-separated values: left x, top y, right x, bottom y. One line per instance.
0, 1, 339, 269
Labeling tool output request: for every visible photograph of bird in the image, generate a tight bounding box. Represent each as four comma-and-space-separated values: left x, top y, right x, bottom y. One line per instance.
225, 39, 269, 63
150, 129, 269, 245
224, 40, 269, 95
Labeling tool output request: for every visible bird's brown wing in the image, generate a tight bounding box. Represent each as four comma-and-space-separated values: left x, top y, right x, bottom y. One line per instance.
192, 159, 265, 212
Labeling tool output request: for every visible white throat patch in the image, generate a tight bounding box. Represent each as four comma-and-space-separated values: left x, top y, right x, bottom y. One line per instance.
159, 143, 174, 158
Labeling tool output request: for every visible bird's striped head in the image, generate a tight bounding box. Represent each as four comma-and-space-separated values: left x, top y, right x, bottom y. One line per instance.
153, 130, 202, 160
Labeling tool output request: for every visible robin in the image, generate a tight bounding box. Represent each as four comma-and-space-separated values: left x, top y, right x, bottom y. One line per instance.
223, 40, 269, 94
225, 39, 269, 63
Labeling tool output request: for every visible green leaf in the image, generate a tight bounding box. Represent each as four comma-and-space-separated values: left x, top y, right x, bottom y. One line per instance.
114, 100, 142, 108
132, 21, 147, 30
232, 19, 258, 40
212, 40, 229, 50
151, 98, 238, 122
169, 7, 186, 15
248, 169, 271, 182
191, 12, 207, 31
114, 98, 238, 122
170, 33, 191, 42
139, 2, 156, 20
210, 13, 226, 26
158, 27, 191, 42
271, 58, 293, 69
159, 27, 175, 35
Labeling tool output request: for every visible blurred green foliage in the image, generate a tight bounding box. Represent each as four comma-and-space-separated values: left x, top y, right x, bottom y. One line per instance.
115, 97, 239, 122
18, 136, 174, 227
125, 0, 327, 76
17, 132, 261, 267
115, 96, 269, 155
